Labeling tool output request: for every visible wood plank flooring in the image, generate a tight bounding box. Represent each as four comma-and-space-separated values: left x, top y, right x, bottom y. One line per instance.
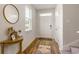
23, 38, 60, 54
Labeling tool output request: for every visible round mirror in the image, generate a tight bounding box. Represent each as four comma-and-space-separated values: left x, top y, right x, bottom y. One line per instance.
3, 4, 19, 24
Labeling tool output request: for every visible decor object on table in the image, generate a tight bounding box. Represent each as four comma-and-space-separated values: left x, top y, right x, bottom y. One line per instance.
7, 27, 21, 40
18, 30, 22, 37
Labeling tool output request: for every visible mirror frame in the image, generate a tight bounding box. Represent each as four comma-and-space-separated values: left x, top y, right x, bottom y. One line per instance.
3, 4, 19, 24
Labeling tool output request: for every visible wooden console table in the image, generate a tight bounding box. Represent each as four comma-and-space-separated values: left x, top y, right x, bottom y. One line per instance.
0, 37, 23, 54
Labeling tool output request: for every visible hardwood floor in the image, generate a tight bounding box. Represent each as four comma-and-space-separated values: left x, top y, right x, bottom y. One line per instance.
23, 38, 60, 54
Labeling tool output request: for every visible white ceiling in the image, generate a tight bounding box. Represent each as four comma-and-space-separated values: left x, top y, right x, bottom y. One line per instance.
32, 4, 57, 10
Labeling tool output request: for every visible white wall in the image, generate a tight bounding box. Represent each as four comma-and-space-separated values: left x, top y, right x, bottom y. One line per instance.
0, 4, 37, 53
55, 4, 63, 51
63, 4, 79, 46
36, 9, 55, 39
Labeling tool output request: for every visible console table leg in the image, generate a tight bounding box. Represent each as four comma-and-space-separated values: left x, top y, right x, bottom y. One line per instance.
19, 41, 22, 53
1, 44, 4, 54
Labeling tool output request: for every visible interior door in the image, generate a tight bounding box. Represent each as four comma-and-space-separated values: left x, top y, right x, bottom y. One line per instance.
39, 14, 53, 38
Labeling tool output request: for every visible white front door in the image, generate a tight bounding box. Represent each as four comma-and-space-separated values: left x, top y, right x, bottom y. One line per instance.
39, 14, 53, 38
